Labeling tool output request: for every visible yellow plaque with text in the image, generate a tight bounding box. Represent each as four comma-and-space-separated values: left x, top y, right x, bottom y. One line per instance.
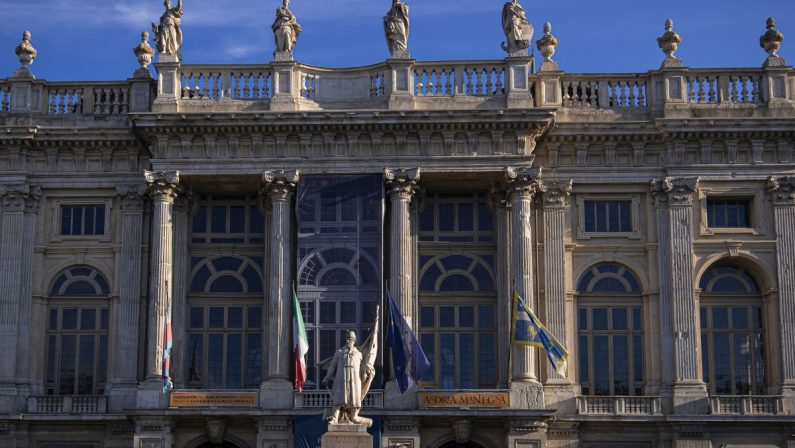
169, 391, 259, 408
419, 391, 510, 409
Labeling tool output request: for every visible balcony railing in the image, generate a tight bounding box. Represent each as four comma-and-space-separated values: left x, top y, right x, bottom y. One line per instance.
294, 390, 384, 409
27, 395, 108, 414
559, 74, 649, 110
709, 395, 784, 415
577, 396, 662, 416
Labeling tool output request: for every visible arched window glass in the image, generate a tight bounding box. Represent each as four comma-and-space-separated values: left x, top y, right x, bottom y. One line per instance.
576, 262, 644, 396
46, 266, 109, 396
699, 263, 765, 395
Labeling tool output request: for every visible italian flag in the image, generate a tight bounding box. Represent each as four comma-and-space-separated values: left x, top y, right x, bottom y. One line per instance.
292, 287, 309, 392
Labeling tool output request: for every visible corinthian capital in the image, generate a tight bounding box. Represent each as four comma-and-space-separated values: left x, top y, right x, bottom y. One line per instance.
768, 176, 795, 205
539, 179, 573, 208
505, 166, 543, 199
651, 177, 699, 206
385, 168, 421, 197
145, 170, 180, 203
117, 183, 147, 211
262, 170, 300, 202
0, 184, 41, 212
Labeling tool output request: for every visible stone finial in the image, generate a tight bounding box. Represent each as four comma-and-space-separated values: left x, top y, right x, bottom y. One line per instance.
536, 22, 559, 71
14, 31, 37, 78
657, 19, 682, 66
760, 17, 785, 66
134, 31, 156, 76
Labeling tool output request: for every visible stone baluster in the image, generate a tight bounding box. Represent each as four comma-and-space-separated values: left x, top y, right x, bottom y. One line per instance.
260, 170, 299, 409
109, 184, 147, 411
0, 184, 40, 412
504, 166, 545, 409
138, 171, 179, 409
170, 190, 193, 389
651, 177, 707, 414
768, 176, 795, 412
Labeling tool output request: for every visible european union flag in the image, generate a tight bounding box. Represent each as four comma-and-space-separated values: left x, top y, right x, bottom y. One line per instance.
387, 291, 431, 393
512, 291, 568, 376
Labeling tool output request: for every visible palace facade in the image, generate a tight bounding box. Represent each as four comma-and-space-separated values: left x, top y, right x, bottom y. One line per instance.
0, 10, 794, 448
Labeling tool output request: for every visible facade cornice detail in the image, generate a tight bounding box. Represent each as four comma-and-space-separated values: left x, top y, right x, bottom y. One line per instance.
651, 176, 700, 206
116, 183, 148, 212
144, 170, 180, 204
539, 179, 573, 208
768, 176, 795, 204
0, 183, 40, 212
262, 170, 300, 202
385, 167, 421, 198
505, 166, 543, 199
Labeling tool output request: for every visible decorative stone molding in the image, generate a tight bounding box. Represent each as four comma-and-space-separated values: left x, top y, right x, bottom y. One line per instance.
262, 170, 300, 201
452, 419, 472, 444
117, 184, 148, 211
505, 166, 542, 198
0, 184, 40, 212
509, 419, 547, 433
539, 179, 572, 208
651, 177, 699, 206
258, 417, 291, 432
384, 167, 421, 196
769, 176, 795, 204
145, 170, 180, 203
205, 418, 227, 445
383, 417, 420, 433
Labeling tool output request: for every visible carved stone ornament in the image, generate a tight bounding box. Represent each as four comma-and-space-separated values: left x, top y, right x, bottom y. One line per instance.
650, 177, 699, 206
116, 184, 147, 211
760, 17, 785, 63
768, 176, 795, 204
452, 420, 472, 444
14, 31, 37, 77
657, 19, 682, 60
152, 0, 183, 57
384, 0, 410, 59
134, 31, 156, 71
0, 184, 40, 212
536, 22, 559, 63
205, 418, 226, 445
272, 0, 301, 61
501, 0, 533, 56
509, 418, 547, 434
539, 179, 573, 208
505, 166, 542, 198
262, 169, 300, 201
144, 170, 180, 203
385, 167, 420, 197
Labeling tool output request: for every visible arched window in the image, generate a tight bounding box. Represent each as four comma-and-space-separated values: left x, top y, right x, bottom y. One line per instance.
46, 266, 110, 396
576, 262, 644, 396
699, 263, 765, 395
417, 192, 498, 390
187, 256, 264, 389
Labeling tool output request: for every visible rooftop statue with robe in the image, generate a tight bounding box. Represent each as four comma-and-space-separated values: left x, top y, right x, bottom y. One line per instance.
501, 0, 534, 56
272, 0, 301, 60
152, 0, 183, 57
384, 0, 410, 58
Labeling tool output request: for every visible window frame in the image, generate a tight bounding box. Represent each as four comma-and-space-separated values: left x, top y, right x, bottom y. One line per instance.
50, 199, 113, 242
698, 188, 764, 236
575, 194, 641, 240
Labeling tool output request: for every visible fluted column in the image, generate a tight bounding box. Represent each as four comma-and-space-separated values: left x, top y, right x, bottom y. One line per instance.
768, 176, 795, 409
261, 170, 299, 409
16, 187, 40, 394
385, 168, 420, 325
143, 171, 180, 388
651, 177, 706, 414
109, 184, 146, 410
505, 166, 544, 408
170, 190, 192, 389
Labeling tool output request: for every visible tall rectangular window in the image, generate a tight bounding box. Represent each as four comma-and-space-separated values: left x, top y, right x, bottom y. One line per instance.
706, 199, 751, 228
46, 306, 109, 395
583, 200, 632, 233
191, 195, 265, 244
60, 205, 105, 236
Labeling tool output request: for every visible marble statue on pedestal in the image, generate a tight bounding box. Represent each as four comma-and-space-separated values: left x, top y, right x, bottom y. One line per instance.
272, 0, 301, 61
384, 0, 410, 59
501, 0, 533, 56
152, 0, 183, 55
322, 307, 379, 428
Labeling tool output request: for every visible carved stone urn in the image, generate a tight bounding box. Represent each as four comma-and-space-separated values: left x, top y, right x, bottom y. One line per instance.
656, 19, 682, 59
134, 31, 156, 69
536, 22, 559, 62
15, 31, 37, 69
760, 17, 784, 58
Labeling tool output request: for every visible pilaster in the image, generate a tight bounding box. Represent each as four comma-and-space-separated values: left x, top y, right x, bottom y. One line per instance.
491, 187, 512, 389
16, 186, 40, 400
768, 176, 795, 412
256, 417, 292, 448
651, 177, 707, 414
133, 417, 174, 448
170, 190, 193, 390
260, 169, 300, 409
109, 183, 147, 412
138, 171, 180, 409
504, 166, 544, 409
381, 417, 421, 448
539, 180, 575, 414
506, 419, 547, 448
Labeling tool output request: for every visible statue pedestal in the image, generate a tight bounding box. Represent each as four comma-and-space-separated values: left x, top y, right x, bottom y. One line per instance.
321, 424, 373, 448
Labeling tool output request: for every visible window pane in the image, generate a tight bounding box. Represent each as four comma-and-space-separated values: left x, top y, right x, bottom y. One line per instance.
193, 205, 207, 233
478, 333, 496, 386
733, 333, 751, 394
420, 206, 434, 232
97, 335, 108, 385
95, 205, 106, 235
439, 307, 455, 328
226, 334, 242, 389
421, 333, 435, 382
207, 334, 224, 388
320, 302, 336, 324
478, 203, 493, 232
595, 201, 607, 232
458, 204, 474, 231
420, 306, 435, 328
578, 335, 589, 382
61, 206, 73, 235
228, 307, 243, 329
713, 333, 731, 394
440, 333, 456, 389
190, 307, 204, 329
340, 302, 356, 324
246, 333, 262, 387
612, 308, 627, 331
701, 333, 710, 383
247, 306, 262, 329
209, 307, 224, 328
229, 206, 246, 233
77, 336, 95, 394
712, 307, 729, 329
211, 206, 227, 233
592, 308, 608, 331
578, 308, 587, 331
619, 201, 631, 232
438, 203, 454, 231
459, 306, 474, 328
753, 333, 765, 394
80, 309, 96, 330
478, 305, 495, 329
608, 201, 620, 232
584, 201, 595, 232
100, 309, 109, 330
632, 307, 642, 331
632, 334, 643, 385
188, 334, 204, 382
59, 335, 77, 395
46, 335, 57, 383
49, 309, 58, 330
731, 307, 748, 329
62, 309, 78, 330
459, 334, 475, 388
249, 206, 264, 234
613, 335, 629, 395
593, 335, 609, 395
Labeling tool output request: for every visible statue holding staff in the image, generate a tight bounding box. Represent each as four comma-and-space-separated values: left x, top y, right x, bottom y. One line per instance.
152, 0, 184, 56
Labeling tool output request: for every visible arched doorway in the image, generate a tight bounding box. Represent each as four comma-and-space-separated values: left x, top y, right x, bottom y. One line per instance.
439, 442, 487, 448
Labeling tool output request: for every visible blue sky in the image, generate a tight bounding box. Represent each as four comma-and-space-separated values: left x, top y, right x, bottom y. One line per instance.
0, 0, 792, 81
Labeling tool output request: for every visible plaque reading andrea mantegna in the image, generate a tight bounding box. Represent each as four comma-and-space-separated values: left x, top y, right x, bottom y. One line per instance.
419, 391, 511, 409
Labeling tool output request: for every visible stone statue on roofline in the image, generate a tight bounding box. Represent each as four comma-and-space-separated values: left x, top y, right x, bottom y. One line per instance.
321, 306, 379, 429
152, 0, 183, 58
272, 0, 301, 61
384, 0, 410, 59
502, 0, 534, 57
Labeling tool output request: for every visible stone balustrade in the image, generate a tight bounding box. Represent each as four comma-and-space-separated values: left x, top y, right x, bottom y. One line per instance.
27, 395, 108, 414
413, 61, 506, 97
559, 74, 650, 110
294, 390, 384, 409
708, 395, 785, 415
179, 64, 274, 101
685, 69, 765, 105
576, 396, 662, 416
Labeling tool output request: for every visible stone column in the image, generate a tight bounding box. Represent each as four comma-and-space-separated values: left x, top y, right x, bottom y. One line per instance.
138, 171, 179, 409
539, 180, 575, 412
491, 188, 512, 390
505, 166, 544, 409
651, 177, 707, 414
170, 191, 193, 389
109, 184, 147, 412
16, 186, 40, 397
260, 170, 299, 409
0, 184, 39, 413
768, 176, 795, 412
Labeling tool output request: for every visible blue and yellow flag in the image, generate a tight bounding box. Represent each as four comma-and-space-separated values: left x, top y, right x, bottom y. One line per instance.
511, 291, 568, 376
